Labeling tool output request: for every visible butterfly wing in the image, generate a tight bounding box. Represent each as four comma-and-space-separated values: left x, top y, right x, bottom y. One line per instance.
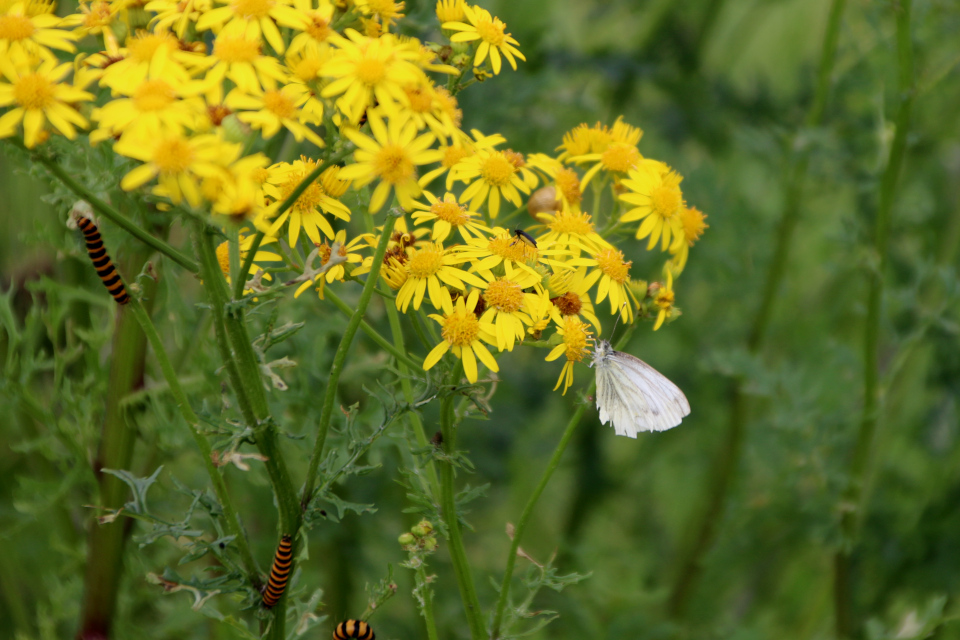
595, 350, 690, 436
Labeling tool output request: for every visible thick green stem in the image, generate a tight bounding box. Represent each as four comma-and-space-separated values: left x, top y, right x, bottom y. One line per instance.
300, 213, 399, 506
77, 246, 155, 640
438, 370, 485, 640
835, 2, 914, 637
194, 222, 301, 639
667, 0, 847, 618
127, 299, 259, 580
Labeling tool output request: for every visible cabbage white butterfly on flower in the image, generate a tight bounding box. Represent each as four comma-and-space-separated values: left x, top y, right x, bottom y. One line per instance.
590, 339, 690, 437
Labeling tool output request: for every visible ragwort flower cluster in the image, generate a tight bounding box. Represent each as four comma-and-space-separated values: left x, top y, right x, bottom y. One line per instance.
0, 0, 707, 395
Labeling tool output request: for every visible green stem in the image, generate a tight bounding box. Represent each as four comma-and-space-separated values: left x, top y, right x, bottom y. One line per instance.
416, 564, 441, 640
78, 245, 155, 640
835, 2, 914, 637
127, 298, 260, 580
323, 288, 422, 372
300, 213, 399, 506
6, 138, 200, 274
438, 368, 485, 640
384, 301, 441, 501
667, 0, 847, 618
490, 325, 636, 639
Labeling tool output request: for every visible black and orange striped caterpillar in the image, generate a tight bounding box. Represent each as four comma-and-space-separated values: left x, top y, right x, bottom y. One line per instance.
76, 216, 130, 305
333, 620, 375, 640
262, 534, 293, 608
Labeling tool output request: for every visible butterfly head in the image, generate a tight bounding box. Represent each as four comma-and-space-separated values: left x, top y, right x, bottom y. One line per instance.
590, 339, 614, 367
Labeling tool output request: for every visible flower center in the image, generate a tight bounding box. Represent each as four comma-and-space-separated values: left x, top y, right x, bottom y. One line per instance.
595, 248, 631, 284
432, 199, 468, 225
404, 85, 433, 114
476, 15, 505, 46
84, 2, 112, 28
153, 137, 196, 174
263, 90, 296, 119
483, 279, 524, 313
548, 210, 595, 236
479, 152, 515, 187
317, 242, 332, 265
13, 72, 54, 110
213, 34, 260, 63
561, 316, 591, 361
655, 288, 675, 310
441, 308, 480, 347
601, 142, 639, 173
552, 292, 582, 316
355, 56, 386, 86
373, 143, 415, 185
290, 56, 322, 81
133, 79, 176, 112
407, 245, 445, 278
305, 13, 332, 41
442, 145, 469, 168
0, 14, 34, 41
681, 206, 708, 245
503, 149, 525, 169
651, 171, 683, 220
232, 0, 273, 19
207, 103, 232, 125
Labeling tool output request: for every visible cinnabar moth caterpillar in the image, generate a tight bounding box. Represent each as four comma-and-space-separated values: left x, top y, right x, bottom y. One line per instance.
262, 535, 293, 608
333, 620, 375, 640
76, 216, 130, 305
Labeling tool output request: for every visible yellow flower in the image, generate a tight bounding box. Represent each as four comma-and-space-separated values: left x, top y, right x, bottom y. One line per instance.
116, 132, 241, 208
653, 268, 676, 331
545, 315, 593, 395
0, 1, 78, 61
535, 209, 610, 256
572, 247, 635, 322
399, 81, 460, 139
338, 109, 442, 212
215, 231, 281, 288
320, 28, 424, 123
409, 190, 490, 242
619, 159, 685, 251
89, 67, 207, 144
286, 0, 335, 54
556, 121, 610, 161
569, 116, 643, 188
477, 265, 544, 352
98, 32, 212, 93
546, 267, 602, 334
0, 57, 93, 148
212, 152, 271, 219
670, 205, 708, 272
293, 230, 368, 297
353, 0, 405, 31
195, 0, 304, 55
456, 227, 567, 280
422, 289, 499, 384
259, 156, 352, 245
225, 82, 325, 147
394, 240, 485, 314
442, 4, 525, 75
206, 24, 289, 98
452, 147, 538, 218
418, 128, 504, 190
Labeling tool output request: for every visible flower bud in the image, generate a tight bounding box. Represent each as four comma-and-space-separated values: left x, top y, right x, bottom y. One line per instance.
398, 532, 416, 546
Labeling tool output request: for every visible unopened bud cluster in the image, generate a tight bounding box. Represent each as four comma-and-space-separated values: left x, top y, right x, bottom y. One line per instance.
399, 520, 439, 568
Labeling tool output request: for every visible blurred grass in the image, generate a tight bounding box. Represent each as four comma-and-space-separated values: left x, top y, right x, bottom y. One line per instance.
2, 0, 960, 638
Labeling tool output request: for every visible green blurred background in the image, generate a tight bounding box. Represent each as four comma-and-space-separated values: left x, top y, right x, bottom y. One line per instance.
2, 0, 959, 638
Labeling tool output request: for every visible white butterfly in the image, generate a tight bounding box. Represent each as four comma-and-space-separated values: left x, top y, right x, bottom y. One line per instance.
590, 339, 690, 437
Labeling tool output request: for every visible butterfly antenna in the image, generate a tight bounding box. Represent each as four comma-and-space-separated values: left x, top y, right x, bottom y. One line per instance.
609, 302, 628, 339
